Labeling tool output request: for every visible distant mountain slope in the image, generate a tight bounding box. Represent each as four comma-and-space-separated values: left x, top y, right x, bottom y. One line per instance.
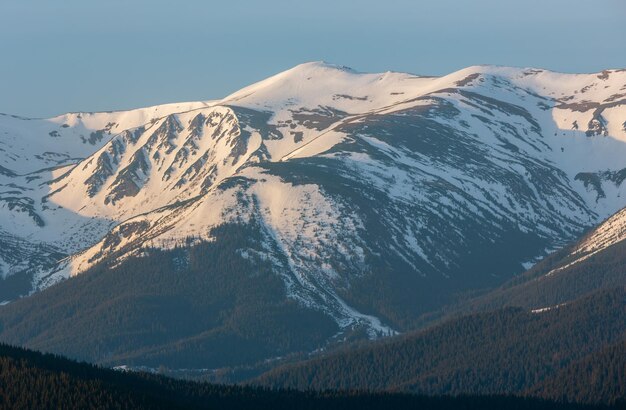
0, 343, 601, 410
254, 287, 626, 401
1, 62, 626, 349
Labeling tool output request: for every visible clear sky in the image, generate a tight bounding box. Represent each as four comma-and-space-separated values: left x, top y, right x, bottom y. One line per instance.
1, 0, 625, 117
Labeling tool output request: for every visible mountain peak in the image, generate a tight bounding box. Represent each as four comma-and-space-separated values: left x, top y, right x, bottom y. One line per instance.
288, 61, 358, 74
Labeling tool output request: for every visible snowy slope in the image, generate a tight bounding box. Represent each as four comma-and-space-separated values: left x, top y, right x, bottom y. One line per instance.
541, 205, 626, 279
0, 101, 212, 291
1, 62, 626, 335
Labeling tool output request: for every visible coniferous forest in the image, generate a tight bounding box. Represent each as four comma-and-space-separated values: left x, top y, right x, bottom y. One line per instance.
0, 343, 617, 410
255, 287, 626, 405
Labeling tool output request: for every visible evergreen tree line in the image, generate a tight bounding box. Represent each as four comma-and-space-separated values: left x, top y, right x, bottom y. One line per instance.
0, 343, 614, 410
255, 287, 626, 405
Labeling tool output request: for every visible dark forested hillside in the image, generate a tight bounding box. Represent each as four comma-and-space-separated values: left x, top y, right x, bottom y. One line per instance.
0, 224, 338, 370
530, 339, 626, 405
254, 287, 626, 402
456, 230, 626, 314
0, 343, 605, 410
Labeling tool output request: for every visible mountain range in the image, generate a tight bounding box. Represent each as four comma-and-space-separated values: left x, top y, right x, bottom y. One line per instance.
1, 62, 625, 385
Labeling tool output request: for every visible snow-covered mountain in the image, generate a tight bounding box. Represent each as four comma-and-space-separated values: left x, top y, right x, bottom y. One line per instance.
2, 62, 626, 336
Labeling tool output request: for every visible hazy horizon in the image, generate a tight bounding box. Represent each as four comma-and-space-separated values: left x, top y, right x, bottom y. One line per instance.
2, 0, 625, 117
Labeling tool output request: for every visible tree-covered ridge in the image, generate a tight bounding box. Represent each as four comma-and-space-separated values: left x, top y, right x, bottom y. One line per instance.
0, 224, 338, 370
457, 233, 626, 313
255, 287, 626, 403
0, 343, 612, 410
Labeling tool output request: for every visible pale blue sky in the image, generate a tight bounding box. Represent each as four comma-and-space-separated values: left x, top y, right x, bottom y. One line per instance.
1, 0, 625, 117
